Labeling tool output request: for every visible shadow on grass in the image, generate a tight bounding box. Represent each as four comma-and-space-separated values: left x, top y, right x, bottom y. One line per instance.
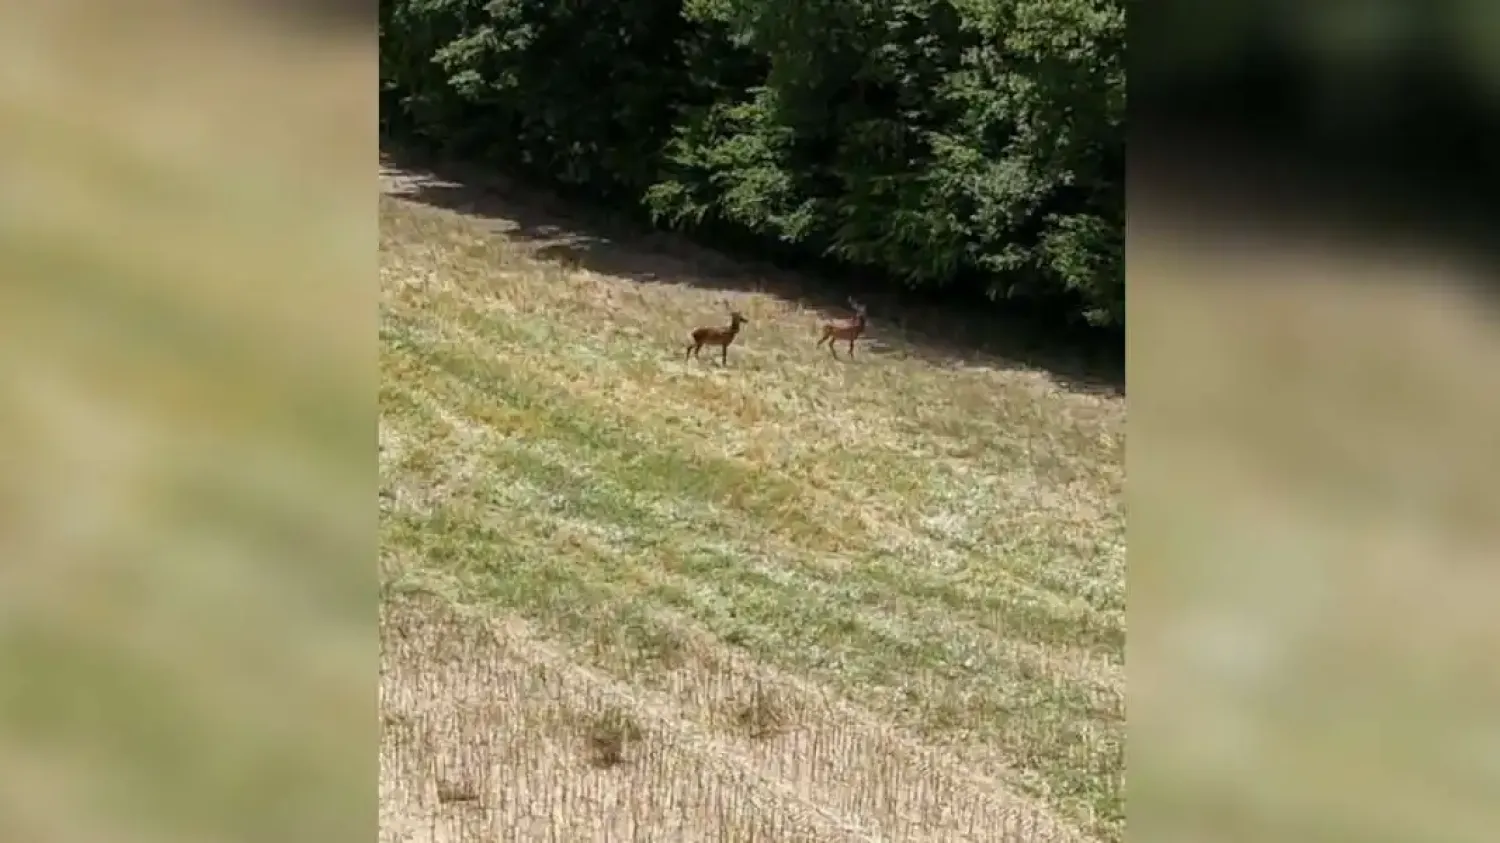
379, 145, 1124, 398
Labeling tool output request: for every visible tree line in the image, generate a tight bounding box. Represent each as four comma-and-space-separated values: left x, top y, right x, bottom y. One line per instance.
380, 0, 1125, 330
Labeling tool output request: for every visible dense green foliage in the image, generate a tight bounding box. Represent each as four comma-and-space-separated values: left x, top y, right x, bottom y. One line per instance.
380, 0, 1124, 327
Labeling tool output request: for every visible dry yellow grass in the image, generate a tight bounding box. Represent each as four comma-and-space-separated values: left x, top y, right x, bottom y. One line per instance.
379, 163, 1124, 841
2, 7, 369, 843
383, 596, 1092, 842
1128, 233, 1500, 843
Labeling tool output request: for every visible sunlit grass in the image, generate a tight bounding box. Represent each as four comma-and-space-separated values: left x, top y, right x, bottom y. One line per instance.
380, 191, 1125, 840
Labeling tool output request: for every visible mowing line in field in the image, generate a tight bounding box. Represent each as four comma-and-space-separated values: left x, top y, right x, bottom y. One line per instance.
382, 340, 1121, 697
384, 310, 1124, 662
384, 267, 1123, 619
379, 388, 1124, 834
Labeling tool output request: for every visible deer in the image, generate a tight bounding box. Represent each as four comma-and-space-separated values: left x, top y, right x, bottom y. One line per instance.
685, 305, 749, 365
815, 298, 868, 359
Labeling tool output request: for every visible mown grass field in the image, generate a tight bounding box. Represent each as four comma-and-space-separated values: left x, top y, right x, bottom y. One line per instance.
379, 171, 1126, 842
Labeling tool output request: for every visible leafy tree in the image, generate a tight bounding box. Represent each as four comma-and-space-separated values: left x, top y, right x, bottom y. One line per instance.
381, 0, 1126, 327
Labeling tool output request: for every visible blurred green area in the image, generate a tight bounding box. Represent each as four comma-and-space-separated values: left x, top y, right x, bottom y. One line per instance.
0, 4, 372, 843
1137, 0, 1500, 215
1137, 11, 1500, 836
1137, 0, 1500, 94
1130, 229, 1500, 842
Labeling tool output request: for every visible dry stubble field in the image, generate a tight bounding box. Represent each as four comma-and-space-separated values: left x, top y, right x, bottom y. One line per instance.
379, 167, 1125, 842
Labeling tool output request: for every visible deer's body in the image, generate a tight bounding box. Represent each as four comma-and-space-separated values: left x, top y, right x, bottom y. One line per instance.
686, 310, 749, 365
816, 300, 867, 358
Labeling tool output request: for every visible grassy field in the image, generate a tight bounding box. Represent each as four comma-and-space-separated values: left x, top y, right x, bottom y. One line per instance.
379, 168, 1125, 842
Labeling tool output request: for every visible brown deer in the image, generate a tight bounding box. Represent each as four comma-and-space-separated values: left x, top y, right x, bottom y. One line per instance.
686, 306, 749, 365
815, 298, 868, 359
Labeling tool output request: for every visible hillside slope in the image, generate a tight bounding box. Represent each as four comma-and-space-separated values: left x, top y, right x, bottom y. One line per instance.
379, 168, 1126, 842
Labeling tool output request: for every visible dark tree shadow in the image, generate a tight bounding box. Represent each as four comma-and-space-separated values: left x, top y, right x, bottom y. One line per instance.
380, 146, 1124, 397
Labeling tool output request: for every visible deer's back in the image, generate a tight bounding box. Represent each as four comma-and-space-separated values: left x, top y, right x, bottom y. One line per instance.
693, 326, 736, 344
